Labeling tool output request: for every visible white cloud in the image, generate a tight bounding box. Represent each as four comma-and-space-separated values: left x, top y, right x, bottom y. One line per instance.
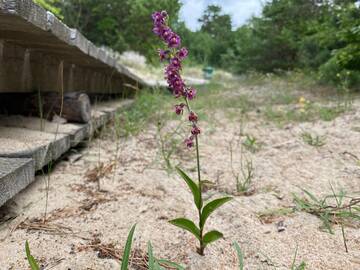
180, 0, 266, 31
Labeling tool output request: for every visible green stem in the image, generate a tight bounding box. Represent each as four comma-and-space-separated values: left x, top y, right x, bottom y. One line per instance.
195, 135, 204, 255
183, 97, 204, 255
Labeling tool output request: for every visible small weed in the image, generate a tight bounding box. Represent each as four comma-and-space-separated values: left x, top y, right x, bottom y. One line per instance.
301, 132, 326, 147
291, 245, 306, 270
229, 140, 255, 195
120, 224, 185, 270
293, 187, 360, 252
242, 134, 260, 153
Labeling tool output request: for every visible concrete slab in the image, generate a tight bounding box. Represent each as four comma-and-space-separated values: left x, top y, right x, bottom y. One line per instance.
0, 127, 70, 170
0, 157, 34, 206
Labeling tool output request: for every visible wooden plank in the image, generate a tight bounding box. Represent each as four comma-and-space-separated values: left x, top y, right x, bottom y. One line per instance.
0, 115, 89, 147
0, 157, 34, 207
0, 127, 70, 170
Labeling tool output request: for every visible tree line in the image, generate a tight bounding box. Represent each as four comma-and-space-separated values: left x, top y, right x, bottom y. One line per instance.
35, 0, 359, 88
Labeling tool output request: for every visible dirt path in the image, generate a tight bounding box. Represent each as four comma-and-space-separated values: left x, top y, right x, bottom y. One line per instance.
0, 82, 360, 269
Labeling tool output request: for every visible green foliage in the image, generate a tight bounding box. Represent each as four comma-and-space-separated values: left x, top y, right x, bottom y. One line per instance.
170, 167, 232, 255
35, 0, 359, 89
35, 0, 181, 59
301, 132, 326, 147
25, 241, 40, 270
34, 0, 63, 18
293, 187, 360, 252
121, 225, 185, 270
121, 224, 137, 270
220, 1, 359, 89
242, 135, 260, 153
233, 242, 244, 270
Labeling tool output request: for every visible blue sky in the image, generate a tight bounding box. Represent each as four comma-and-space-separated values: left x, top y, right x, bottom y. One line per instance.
180, 0, 266, 31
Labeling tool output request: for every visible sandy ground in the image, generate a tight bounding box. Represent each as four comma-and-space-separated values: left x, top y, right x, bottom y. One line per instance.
1, 82, 360, 270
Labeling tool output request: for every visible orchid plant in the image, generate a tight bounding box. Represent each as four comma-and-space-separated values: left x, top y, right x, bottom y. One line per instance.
152, 11, 232, 255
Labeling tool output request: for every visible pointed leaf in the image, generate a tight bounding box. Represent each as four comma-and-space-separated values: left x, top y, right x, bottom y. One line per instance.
121, 224, 136, 270
169, 218, 200, 240
148, 241, 155, 270
201, 197, 232, 227
203, 230, 223, 245
233, 241, 244, 270
25, 241, 40, 270
176, 167, 202, 210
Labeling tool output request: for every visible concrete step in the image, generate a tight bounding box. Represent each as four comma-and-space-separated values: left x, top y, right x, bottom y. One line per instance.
0, 157, 34, 207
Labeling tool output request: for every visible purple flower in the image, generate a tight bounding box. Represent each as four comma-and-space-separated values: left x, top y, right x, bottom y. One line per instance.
152, 11, 165, 25
175, 103, 185, 115
191, 126, 201, 135
185, 136, 194, 148
167, 33, 181, 48
171, 80, 185, 97
178, 47, 188, 60
159, 49, 170, 61
152, 26, 162, 36
170, 57, 181, 69
161, 27, 173, 41
186, 87, 196, 100
188, 111, 198, 122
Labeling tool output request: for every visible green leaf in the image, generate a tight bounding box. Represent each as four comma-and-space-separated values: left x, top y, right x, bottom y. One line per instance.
121, 224, 136, 270
200, 197, 232, 227
158, 259, 186, 270
176, 167, 202, 210
148, 241, 155, 270
25, 241, 40, 270
169, 218, 201, 240
233, 242, 244, 270
203, 230, 223, 245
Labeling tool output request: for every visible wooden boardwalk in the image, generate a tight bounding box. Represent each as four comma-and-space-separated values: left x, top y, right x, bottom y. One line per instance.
0, 99, 133, 207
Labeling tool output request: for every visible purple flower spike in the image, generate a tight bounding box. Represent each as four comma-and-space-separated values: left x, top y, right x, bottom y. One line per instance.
186, 87, 196, 100
152, 10, 201, 149
178, 47, 188, 60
